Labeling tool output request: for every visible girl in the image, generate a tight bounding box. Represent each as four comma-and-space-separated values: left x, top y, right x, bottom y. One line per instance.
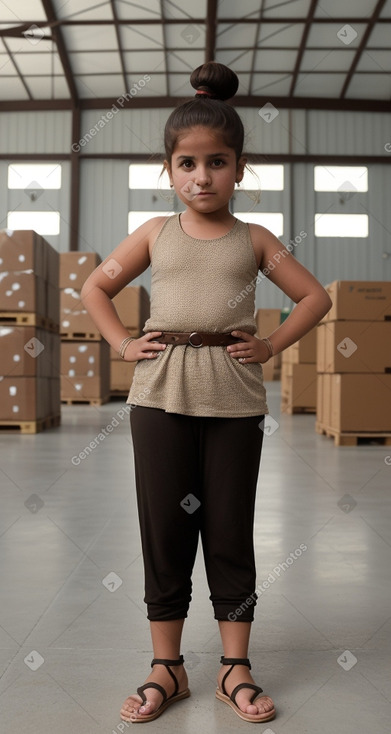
81, 62, 331, 725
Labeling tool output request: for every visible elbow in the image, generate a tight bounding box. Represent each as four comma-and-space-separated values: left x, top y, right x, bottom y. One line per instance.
80, 276, 94, 305
80, 281, 88, 305
319, 289, 332, 320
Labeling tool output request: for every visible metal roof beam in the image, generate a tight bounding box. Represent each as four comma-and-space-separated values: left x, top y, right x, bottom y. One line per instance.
205, 0, 217, 62
110, 0, 128, 93
340, 0, 387, 99
41, 0, 78, 104
289, 0, 318, 97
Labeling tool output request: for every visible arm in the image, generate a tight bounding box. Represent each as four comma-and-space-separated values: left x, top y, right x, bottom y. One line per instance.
228, 224, 332, 364
80, 217, 168, 361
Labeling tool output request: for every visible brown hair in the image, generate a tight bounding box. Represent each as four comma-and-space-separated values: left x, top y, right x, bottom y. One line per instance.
164, 62, 244, 162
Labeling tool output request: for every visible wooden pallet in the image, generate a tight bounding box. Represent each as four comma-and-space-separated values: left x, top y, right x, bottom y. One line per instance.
281, 404, 316, 415
61, 331, 101, 341
0, 311, 59, 332
61, 395, 110, 406
316, 422, 391, 447
0, 414, 61, 434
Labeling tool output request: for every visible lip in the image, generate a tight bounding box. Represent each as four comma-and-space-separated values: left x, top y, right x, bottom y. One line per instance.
197, 192, 215, 196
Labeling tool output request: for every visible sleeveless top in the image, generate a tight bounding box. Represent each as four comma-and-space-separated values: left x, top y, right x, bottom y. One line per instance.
126, 214, 268, 417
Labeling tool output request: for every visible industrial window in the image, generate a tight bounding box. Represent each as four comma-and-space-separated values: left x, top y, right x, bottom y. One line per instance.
129, 164, 170, 189
235, 212, 283, 238
8, 163, 62, 190
7, 211, 60, 236
314, 166, 368, 192
315, 213, 368, 238
242, 164, 284, 191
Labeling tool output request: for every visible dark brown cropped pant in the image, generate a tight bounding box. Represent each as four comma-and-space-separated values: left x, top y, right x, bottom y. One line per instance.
129, 406, 264, 622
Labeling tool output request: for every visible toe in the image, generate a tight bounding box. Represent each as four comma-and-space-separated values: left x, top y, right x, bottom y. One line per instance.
256, 695, 274, 713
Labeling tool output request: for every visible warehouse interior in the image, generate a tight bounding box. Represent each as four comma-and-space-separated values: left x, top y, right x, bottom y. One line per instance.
1, 1, 391, 732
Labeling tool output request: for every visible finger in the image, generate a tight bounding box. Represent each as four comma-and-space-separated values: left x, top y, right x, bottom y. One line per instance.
231, 330, 251, 341
144, 331, 163, 341
229, 347, 252, 357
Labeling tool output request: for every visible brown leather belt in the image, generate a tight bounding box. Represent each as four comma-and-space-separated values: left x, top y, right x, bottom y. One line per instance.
150, 331, 241, 348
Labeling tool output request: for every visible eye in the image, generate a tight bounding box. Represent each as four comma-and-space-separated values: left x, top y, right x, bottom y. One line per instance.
180, 159, 194, 169
212, 159, 225, 168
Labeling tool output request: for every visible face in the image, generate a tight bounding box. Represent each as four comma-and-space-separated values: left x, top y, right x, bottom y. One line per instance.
165, 126, 246, 214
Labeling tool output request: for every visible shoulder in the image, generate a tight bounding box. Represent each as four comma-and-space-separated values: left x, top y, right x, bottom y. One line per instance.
146, 215, 174, 256
245, 222, 281, 268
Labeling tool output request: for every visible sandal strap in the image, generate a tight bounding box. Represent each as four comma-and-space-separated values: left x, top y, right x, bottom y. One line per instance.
151, 655, 184, 667
137, 681, 167, 706
220, 656, 251, 668
230, 682, 264, 706
220, 657, 252, 696
150, 655, 184, 697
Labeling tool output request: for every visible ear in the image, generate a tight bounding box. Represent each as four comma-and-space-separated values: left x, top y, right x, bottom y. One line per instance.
236, 156, 247, 184
163, 160, 173, 187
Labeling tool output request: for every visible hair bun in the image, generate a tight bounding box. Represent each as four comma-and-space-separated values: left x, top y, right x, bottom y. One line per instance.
190, 62, 239, 101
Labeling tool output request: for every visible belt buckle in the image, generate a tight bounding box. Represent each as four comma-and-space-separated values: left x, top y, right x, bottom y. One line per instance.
188, 332, 203, 348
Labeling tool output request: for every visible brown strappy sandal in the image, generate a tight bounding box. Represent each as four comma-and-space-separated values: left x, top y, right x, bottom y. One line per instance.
127, 655, 190, 723
216, 656, 276, 723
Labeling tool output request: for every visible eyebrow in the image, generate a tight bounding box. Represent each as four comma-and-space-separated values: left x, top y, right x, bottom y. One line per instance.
176, 153, 230, 160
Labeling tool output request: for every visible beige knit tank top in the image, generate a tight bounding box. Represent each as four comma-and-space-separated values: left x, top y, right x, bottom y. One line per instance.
127, 214, 268, 417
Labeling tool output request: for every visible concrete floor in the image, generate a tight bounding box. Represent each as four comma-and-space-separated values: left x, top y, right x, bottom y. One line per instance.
0, 382, 390, 733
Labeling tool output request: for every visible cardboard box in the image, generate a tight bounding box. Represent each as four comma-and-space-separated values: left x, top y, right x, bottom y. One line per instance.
0, 272, 47, 315
261, 355, 281, 381
322, 281, 391, 322
49, 378, 61, 416
59, 252, 101, 289
112, 286, 150, 335
0, 229, 59, 285
0, 326, 60, 377
282, 328, 317, 364
60, 288, 100, 337
316, 373, 332, 428
0, 229, 46, 279
47, 282, 60, 326
281, 362, 317, 409
319, 373, 391, 432
317, 321, 391, 374
255, 309, 282, 381
61, 341, 109, 379
110, 360, 136, 391
255, 308, 281, 337
61, 374, 110, 400
0, 376, 50, 421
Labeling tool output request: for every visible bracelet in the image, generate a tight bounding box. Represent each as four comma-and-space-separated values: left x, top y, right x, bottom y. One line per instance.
119, 335, 134, 359
262, 337, 274, 360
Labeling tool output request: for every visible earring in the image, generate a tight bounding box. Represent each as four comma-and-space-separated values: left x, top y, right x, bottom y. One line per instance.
236, 181, 240, 188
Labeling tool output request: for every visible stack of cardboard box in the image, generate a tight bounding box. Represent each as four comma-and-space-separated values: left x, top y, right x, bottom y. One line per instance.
110, 286, 150, 394
60, 253, 110, 405
316, 281, 391, 445
280, 328, 317, 414
0, 230, 60, 432
255, 308, 282, 381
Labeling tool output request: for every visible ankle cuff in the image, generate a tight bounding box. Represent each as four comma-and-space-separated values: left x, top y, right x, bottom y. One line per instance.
220, 656, 251, 668
151, 654, 184, 667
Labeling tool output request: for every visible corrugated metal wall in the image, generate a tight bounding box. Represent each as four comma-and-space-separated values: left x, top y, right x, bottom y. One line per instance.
1, 107, 391, 307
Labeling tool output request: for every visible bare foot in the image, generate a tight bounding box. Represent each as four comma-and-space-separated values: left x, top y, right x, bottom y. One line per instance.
120, 662, 188, 722
217, 663, 275, 718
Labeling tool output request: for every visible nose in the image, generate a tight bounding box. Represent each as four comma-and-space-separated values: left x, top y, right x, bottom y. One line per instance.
194, 166, 211, 186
